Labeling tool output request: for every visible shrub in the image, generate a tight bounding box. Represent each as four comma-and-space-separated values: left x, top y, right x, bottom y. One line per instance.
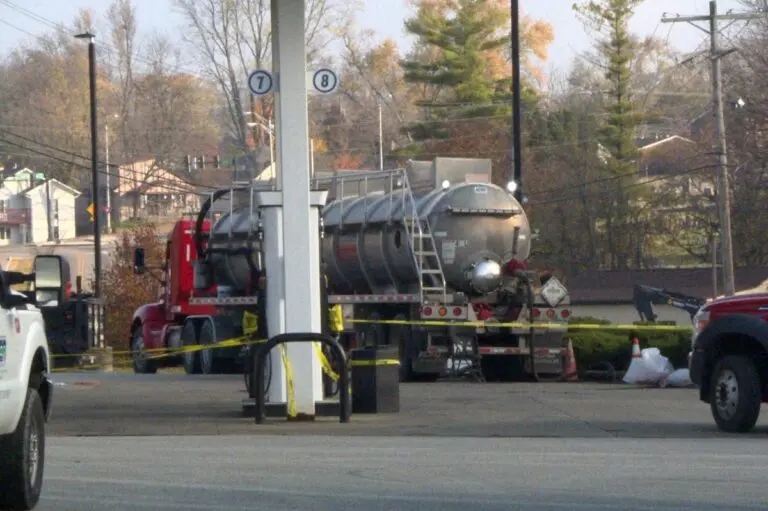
101, 224, 165, 352
567, 316, 691, 372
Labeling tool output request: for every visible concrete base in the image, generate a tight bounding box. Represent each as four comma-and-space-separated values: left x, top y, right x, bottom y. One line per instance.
241, 398, 341, 419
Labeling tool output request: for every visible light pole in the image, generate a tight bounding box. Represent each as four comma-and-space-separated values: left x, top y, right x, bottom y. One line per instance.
76, 31, 101, 298
509, 0, 523, 202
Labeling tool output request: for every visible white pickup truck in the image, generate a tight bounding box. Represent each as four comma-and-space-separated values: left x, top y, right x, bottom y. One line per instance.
0, 255, 68, 510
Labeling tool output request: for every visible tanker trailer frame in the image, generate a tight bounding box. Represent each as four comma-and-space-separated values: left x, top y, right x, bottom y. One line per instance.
312, 163, 570, 383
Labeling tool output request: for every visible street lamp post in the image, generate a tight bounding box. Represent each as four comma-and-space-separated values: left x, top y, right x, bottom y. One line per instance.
510, 0, 523, 202
76, 32, 101, 298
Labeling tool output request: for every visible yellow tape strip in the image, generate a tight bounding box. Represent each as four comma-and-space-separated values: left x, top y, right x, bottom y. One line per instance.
280, 344, 297, 418
350, 359, 400, 367
346, 319, 692, 332
314, 342, 340, 382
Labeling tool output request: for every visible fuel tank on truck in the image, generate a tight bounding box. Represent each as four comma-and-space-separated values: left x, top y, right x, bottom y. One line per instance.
204, 189, 264, 293
318, 157, 531, 296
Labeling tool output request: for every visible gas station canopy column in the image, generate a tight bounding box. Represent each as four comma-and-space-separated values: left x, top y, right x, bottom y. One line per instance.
265, 0, 324, 418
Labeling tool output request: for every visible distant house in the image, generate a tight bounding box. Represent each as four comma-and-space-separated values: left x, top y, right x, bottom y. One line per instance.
0, 167, 80, 245
564, 267, 768, 325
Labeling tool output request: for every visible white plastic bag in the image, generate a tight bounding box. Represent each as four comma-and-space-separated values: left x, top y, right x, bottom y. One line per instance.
623, 347, 675, 385
665, 368, 694, 387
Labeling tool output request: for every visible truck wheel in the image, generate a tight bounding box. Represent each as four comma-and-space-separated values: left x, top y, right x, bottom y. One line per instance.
181, 320, 201, 375
388, 316, 414, 382
131, 328, 158, 374
0, 387, 46, 510
709, 355, 762, 433
198, 320, 220, 375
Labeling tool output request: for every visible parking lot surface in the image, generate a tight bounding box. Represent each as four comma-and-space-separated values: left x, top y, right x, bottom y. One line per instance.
38, 435, 768, 511
49, 372, 768, 438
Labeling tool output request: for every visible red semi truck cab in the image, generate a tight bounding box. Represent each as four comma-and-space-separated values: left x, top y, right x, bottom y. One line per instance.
130, 219, 216, 372
688, 292, 768, 433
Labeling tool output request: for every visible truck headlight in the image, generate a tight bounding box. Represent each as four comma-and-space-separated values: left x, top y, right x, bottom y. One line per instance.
691, 307, 710, 350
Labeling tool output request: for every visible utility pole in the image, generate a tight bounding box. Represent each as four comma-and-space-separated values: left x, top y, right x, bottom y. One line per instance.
75, 31, 101, 298
662, 2, 767, 297
510, 0, 523, 202
378, 102, 384, 171
105, 124, 112, 234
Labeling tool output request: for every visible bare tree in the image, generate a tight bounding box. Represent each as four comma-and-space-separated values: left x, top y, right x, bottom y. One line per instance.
173, 0, 359, 169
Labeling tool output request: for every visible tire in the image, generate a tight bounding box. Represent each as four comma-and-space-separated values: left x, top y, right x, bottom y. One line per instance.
181, 320, 201, 375
131, 328, 158, 375
709, 355, 762, 433
0, 387, 46, 510
198, 320, 218, 375
388, 316, 414, 383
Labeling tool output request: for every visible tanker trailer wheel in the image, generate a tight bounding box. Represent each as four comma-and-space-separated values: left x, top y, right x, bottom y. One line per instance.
181, 320, 202, 375
388, 314, 414, 382
131, 326, 158, 374
359, 312, 387, 347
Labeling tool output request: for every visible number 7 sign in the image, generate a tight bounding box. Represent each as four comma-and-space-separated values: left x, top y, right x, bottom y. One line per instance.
248, 69, 274, 96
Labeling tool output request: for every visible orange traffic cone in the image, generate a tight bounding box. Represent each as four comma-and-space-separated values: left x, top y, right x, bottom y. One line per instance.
631, 337, 641, 359
561, 338, 578, 381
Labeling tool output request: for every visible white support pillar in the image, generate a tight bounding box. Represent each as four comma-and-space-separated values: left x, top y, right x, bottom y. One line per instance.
257, 194, 287, 404
271, 0, 324, 418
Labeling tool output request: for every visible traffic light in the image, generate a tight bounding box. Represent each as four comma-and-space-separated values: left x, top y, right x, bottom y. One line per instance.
86, 203, 95, 223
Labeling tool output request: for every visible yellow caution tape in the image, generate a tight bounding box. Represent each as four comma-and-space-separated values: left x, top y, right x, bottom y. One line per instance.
314, 342, 340, 382
280, 344, 297, 418
328, 304, 344, 334
243, 310, 259, 335
349, 359, 400, 367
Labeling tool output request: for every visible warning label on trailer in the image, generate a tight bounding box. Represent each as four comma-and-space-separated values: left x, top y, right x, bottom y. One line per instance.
441, 240, 457, 264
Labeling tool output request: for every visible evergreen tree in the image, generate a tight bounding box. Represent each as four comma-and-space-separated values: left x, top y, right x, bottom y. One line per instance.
400, 0, 522, 141
574, 0, 646, 269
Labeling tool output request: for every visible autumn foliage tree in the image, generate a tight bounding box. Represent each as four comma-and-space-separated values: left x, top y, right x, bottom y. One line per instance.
101, 225, 165, 353
399, 0, 554, 143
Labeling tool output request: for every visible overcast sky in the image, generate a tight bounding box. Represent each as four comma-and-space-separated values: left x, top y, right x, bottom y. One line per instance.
0, 0, 748, 74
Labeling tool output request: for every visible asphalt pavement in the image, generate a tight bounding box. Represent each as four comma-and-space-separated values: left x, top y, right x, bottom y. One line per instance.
49, 372, 768, 438
40, 372, 768, 509
38, 435, 768, 510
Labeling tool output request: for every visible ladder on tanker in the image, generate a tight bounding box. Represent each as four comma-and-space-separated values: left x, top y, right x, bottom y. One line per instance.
399, 171, 447, 304
312, 168, 448, 304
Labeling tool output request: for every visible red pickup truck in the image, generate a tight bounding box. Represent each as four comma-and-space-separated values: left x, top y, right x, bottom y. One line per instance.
689, 292, 768, 433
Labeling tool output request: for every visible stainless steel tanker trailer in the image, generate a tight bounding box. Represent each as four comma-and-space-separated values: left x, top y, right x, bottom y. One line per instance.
182, 157, 570, 383
314, 157, 571, 382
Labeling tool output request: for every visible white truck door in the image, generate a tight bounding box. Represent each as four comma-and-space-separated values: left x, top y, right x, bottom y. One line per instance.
0, 306, 15, 382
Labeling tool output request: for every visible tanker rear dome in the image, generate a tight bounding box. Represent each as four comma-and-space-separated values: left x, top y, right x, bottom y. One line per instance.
321, 181, 532, 296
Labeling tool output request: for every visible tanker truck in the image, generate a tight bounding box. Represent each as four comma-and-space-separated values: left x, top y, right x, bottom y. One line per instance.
314, 158, 570, 382
129, 157, 570, 383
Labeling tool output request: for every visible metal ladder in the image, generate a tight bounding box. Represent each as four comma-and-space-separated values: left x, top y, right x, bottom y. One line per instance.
399, 171, 447, 304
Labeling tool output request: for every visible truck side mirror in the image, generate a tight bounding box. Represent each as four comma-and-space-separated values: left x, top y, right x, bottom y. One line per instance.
33, 255, 68, 308
134, 247, 146, 275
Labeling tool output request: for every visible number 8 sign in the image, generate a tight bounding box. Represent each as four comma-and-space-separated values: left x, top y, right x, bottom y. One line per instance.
248, 69, 274, 96
312, 68, 338, 94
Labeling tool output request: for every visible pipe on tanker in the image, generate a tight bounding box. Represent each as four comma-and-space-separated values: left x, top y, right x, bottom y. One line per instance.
194, 187, 249, 260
